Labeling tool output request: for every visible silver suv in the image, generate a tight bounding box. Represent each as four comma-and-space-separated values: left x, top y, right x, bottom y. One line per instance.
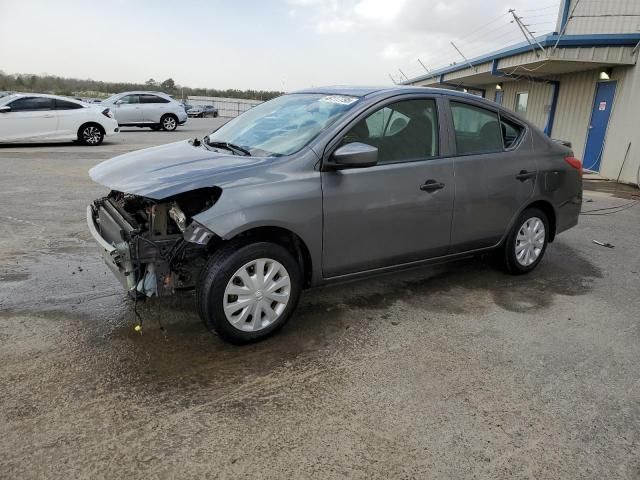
101, 91, 188, 131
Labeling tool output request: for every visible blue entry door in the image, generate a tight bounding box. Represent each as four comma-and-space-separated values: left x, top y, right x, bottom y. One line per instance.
583, 81, 617, 172
494, 90, 503, 105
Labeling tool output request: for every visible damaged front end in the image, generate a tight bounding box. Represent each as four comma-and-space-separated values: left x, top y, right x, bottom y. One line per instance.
87, 188, 221, 298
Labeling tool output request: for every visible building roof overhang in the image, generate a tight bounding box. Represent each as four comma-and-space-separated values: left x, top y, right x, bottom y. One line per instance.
405, 33, 640, 88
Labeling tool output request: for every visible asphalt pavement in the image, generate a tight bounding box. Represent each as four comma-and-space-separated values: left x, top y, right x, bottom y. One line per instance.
1, 120, 639, 479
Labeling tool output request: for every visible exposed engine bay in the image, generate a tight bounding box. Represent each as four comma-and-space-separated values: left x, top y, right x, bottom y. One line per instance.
88, 188, 221, 298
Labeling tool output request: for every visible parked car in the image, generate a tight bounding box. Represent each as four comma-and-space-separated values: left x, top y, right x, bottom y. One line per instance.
87, 86, 582, 344
0, 93, 118, 145
188, 105, 219, 118
101, 91, 188, 131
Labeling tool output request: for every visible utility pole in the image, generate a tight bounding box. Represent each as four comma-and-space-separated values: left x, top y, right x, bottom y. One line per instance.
509, 9, 546, 57
398, 69, 409, 82
450, 42, 477, 72
388, 73, 397, 85
417, 58, 430, 74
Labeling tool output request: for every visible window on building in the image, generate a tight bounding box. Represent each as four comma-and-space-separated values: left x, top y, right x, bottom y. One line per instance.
341, 98, 438, 164
450, 101, 502, 155
500, 116, 525, 149
515, 92, 528, 115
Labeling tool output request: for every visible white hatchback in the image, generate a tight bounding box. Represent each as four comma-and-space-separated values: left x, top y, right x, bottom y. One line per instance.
0, 93, 119, 145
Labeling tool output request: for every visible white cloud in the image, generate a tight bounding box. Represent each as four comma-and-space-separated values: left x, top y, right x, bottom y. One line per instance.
315, 18, 358, 33
353, 0, 408, 24
381, 43, 408, 60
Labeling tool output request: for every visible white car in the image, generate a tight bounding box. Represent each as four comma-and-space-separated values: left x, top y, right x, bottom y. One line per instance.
101, 91, 188, 131
0, 93, 118, 145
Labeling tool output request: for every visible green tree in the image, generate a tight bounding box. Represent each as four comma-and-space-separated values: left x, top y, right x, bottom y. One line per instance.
160, 78, 176, 92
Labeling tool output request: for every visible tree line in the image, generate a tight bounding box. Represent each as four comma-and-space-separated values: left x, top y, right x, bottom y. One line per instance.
0, 72, 283, 101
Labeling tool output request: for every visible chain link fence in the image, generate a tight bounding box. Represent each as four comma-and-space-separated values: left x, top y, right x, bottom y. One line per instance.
187, 96, 263, 118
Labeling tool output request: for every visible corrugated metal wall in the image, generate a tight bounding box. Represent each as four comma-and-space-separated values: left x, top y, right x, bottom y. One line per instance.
562, 0, 640, 35
549, 70, 599, 159
599, 65, 639, 184
501, 80, 553, 130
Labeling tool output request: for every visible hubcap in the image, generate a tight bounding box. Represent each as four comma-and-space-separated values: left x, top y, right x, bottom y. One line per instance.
83, 126, 101, 144
223, 258, 291, 332
515, 216, 545, 266
163, 117, 176, 129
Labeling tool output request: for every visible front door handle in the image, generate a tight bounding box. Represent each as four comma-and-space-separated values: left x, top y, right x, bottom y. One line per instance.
515, 170, 537, 182
420, 179, 445, 192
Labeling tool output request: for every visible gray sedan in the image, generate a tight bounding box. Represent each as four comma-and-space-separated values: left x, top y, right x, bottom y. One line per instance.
87, 86, 582, 344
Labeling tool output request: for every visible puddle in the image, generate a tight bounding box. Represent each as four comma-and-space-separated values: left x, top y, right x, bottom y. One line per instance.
0, 240, 603, 417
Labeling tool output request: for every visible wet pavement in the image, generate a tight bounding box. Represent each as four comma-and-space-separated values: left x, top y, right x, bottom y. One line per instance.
1, 124, 639, 479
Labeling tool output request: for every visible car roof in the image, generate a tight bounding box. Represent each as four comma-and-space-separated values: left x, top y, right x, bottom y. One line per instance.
115, 91, 173, 97
292, 85, 493, 102
0, 92, 88, 105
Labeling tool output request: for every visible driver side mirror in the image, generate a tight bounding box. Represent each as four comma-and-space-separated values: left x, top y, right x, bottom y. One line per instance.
115, 100, 124, 105
328, 142, 378, 169
0, 106, 10, 113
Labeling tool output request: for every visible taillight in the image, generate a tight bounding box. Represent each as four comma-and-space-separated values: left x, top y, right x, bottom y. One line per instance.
565, 156, 582, 176
102, 108, 113, 119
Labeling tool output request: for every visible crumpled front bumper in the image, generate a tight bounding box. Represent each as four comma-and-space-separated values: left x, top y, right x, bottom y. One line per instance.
86, 204, 137, 292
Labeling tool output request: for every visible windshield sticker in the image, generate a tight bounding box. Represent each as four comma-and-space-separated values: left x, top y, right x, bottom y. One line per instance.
319, 95, 359, 105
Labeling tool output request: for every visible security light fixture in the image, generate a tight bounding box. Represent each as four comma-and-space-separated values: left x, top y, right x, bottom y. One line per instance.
496, 83, 503, 90
599, 69, 612, 80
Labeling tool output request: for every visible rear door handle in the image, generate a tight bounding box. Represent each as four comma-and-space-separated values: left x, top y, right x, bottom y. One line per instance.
515, 170, 537, 181
420, 179, 445, 192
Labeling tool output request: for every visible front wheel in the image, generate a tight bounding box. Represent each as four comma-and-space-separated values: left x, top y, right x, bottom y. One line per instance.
499, 207, 549, 275
197, 242, 302, 344
161, 114, 178, 131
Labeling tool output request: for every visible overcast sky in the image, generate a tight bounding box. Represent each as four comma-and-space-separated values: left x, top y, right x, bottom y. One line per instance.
0, 0, 561, 91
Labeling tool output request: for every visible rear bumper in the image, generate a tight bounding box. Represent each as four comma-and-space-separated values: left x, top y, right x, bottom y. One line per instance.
103, 120, 120, 137
556, 193, 582, 235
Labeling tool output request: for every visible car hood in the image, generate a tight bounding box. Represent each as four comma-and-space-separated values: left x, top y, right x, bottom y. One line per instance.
89, 140, 270, 199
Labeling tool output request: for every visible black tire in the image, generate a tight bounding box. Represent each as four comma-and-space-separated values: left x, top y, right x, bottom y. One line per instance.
77, 123, 104, 145
499, 207, 549, 275
161, 114, 178, 131
197, 241, 302, 344
150, 125, 161, 131
213, 112, 218, 118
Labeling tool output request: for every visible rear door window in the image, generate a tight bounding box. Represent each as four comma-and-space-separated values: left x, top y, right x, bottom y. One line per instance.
55, 99, 83, 110
8, 97, 56, 111
500, 117, 525, 149
450, 101, 502, 155
139, 94, 169, 104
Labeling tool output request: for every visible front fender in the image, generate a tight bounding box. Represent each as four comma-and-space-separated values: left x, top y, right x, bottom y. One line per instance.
192, 170, 324, 283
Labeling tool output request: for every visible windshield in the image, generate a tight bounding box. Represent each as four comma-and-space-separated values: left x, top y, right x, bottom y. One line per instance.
102, 94, 121, 104
206, 93, 360, 157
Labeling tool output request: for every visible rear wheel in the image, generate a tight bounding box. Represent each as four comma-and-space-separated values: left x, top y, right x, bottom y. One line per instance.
499, 207, 549, 274
197, 241, 302, 344
161, 114, 178, 131
78, 124, 104, 145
